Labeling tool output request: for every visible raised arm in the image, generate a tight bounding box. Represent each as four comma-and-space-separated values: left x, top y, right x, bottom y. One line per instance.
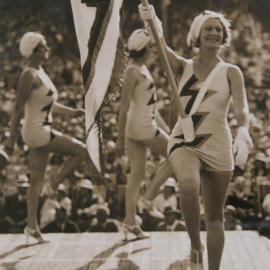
138, 3, 186, 77
115, 67, 138, 155
155, 109, 170, 134
5, 70, 35, 153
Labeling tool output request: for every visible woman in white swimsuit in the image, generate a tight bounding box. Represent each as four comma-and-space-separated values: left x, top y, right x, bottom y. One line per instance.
116, 29, 172, 240
139, 7, 253, 270
5, 32, 97, 243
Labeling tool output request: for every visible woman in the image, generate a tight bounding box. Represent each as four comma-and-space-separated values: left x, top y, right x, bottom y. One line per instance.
139, 7, 253, 270
5, 32, 97, 243
116, 29, 173, 240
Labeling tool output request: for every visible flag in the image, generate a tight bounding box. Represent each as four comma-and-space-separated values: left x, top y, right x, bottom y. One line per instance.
70, 0, 127, 172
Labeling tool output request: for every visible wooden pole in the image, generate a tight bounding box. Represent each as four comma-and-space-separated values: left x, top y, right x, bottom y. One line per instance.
140, 0, 186, 118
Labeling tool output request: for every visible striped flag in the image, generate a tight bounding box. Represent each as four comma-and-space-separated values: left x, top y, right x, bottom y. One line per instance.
70, 0, 127, 172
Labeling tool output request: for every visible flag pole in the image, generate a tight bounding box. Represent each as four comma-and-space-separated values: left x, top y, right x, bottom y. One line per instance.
140, 0, 186, 119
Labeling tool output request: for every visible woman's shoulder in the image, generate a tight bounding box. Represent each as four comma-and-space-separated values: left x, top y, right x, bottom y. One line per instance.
221, 61, 241, 72
19, 67, 42, 88
225, 63, 243, 80
20, 67, 40, 81
125, 63, 144, 80
126, 63, 142, 73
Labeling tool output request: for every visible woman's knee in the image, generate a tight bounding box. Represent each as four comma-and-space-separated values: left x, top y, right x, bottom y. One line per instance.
178, 173, 200, 197
205, 213, 224, 225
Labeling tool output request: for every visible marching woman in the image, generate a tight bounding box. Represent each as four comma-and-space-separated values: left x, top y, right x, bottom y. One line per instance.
139, 7, 253, 270
5, 32, 97, 243
116, 29, 173, 240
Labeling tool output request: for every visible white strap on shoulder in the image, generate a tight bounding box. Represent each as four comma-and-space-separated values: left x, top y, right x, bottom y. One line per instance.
189, 61, 226, 116
126, 64, 141, 72
177, 59, 193, 95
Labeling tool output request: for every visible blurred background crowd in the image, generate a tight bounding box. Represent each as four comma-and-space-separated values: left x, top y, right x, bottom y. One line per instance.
0, 0, 270, 237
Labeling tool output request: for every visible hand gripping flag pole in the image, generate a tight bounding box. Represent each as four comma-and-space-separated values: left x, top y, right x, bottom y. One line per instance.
140, 0, 186, 119
140, 0, 196, 142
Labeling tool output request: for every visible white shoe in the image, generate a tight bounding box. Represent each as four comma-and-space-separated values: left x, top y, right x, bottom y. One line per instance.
122, 223, 150, 241
190, 245, 204, 264
24, 227, 49, 244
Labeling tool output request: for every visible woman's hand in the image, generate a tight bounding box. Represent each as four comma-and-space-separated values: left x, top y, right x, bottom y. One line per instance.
233, 126, 253, 167
138, 4, 156, 21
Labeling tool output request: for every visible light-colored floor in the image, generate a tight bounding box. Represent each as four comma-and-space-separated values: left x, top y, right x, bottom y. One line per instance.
0, 231, 269, 270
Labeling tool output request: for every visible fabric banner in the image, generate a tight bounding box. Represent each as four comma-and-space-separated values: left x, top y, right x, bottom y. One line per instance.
70, 0, 126, 172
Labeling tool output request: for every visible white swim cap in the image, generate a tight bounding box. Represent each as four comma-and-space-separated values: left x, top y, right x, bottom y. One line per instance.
19, 32, 45, 58
186, 10, 231, 48
127, 29, 150, 51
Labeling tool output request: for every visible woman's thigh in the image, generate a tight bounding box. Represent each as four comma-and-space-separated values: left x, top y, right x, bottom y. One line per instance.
201, 170, 233, 221
38, 132, 86, 157
126, 138, 147, 180
28, 148, 50, 178
142, 130, 169, 157
168, 148, 201, 189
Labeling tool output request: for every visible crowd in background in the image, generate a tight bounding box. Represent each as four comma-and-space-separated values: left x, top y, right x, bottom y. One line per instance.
0, 0, 270, 237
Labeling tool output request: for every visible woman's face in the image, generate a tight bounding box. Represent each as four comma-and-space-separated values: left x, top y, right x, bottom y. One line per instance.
34, 39, 49, 60
199, 18, 224, 49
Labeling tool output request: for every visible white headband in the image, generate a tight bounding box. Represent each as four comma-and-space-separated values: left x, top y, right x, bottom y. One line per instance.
127, 29, 150, 51
19, 32, 45, 58
186, 10, 231, 48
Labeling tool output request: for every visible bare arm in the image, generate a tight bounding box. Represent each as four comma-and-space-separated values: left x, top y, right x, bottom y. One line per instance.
228, 66, 249, 128
5, 70, 35, 152
52, 102, 84, 118
165, 46, 187, 77
155, 109, 170, 134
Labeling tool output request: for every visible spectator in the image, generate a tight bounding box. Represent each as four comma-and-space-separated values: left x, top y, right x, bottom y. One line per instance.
153, 178, 178, 213
5, 175, 29, 232
0, 191, 13, 233
156, 206, 185, 232
258, 191, 270, 238
0, 148, 9, 171
40, 183, 72, 229
42, 203, 80, 233
39, 196, 59, 229
253, 152, 268, 176
72, 179, 103, 231
56, 183, 72, 216
224, 205, 242, 231
88, 204, 119, 232
226, 176, 254, 210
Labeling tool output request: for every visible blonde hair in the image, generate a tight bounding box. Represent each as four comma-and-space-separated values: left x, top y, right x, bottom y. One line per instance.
186, 10, 231, 48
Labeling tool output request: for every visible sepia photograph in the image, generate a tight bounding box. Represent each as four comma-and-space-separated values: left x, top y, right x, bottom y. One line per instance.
0, 0, 270, 269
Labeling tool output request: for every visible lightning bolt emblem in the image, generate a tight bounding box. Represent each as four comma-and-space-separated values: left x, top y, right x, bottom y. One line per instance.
169, 75, 218, 155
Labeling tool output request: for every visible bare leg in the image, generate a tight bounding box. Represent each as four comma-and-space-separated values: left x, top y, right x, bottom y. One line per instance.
27, 148, 49, 230
142, 131, 173, 201
144, 161, 172, 201
40, 134, 92, 189
169, 148, 202, 250
201, 170, 232, 270
124, 138, 146, 225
